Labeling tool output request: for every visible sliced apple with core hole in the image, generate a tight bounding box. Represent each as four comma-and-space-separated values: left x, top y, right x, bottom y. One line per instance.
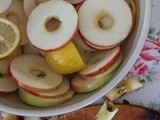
0, 75, 18, 93
78, 0, 132, 48
0, 0, 28, 46
19, 88, 74, 107
71, 70, 115, 93
27, 0, 78, 51
45, 42, 86, 74
26, 77, 70, 98
9, 54, 63, 93
80, 46, 120, 78
0, 0, 12, 14
0, 48, 22, 75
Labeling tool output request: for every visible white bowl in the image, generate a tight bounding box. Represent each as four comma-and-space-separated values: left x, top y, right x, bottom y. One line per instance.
0, 0, 152, 117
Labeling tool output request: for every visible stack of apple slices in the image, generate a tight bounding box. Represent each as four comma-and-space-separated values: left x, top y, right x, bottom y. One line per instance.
71, 46, 123, 93
9, 54, 74, 107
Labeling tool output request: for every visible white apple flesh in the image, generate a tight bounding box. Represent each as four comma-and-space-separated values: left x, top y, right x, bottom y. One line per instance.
71, 70, 115, 93
80, 46, 120, 78
0, 75, 18, 93
27, 0, 78, 51
26, 77, 70, 98
0, 0, 28, 46
78, 0, 132, 47
9, 54, 63, 92
0, 0, 12, 14
19, 88, 74, 107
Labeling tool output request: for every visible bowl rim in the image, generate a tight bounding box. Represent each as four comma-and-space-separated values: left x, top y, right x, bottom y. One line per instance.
0, 0, 152, 117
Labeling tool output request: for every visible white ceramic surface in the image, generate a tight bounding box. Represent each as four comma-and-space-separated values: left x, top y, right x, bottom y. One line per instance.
0, 0, 152, 117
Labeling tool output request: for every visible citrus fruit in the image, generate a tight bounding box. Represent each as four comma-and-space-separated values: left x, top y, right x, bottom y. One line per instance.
45, 42, 86, 74
0, 18, 20, 59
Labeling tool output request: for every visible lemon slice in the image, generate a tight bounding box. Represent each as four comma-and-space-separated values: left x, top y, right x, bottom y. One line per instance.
45, 42, 86, 74
0, 18, 20, 59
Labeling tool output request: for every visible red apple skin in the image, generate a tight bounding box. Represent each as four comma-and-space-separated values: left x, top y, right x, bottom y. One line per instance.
80, 48, 120, 78
79, 30, 122, 50
22, 80, 70, 99
8, 67, 61, 93
28, 21, 78, 52
23, 88, 70, 99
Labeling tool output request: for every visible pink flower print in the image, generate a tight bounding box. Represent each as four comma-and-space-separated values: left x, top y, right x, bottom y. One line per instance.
134, 60, 149, 76
140, 49, 160, 61
142, 39, 160, 51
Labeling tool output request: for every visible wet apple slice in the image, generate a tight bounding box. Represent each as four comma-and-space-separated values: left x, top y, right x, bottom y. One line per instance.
78, 0, 132, 48
27, 0, 78, 51
71, 70, 115, 93
0, 0, 12, 14
27, 78, 70, 98
9, 54, 63, 93
80, 46, 120, 78
19, 88, 74, 107
0, 75, 18, 93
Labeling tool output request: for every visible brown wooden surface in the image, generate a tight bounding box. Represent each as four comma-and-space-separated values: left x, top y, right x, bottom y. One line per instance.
58, 104, 160, 120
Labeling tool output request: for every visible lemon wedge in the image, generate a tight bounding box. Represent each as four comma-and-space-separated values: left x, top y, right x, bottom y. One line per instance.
0, 18, 20, 59
45, 42, 86, 74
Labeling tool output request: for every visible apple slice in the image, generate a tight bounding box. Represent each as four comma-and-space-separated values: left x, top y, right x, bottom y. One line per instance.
80, 46, 120, 78
0, 75, 18, 93
82, 36, 120, 50
19, 88, 74, 107
71, 70, 115, 93
27, 0, 78, 51
0, 0, 12, 14
73, 33, 94, 51
0, 48, 22, 75
0, 0, 28, 46
78, 0, 132, 48
9, 54, 63, 92
26, 77, 70, 98
66, 0, 84, 4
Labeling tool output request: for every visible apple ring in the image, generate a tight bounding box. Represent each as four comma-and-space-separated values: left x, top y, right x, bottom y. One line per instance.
78, 0, 133, 47
27, 0, 78, 51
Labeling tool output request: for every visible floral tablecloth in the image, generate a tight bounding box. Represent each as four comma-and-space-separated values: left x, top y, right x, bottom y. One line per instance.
115, 0, 160, 112
1, 0, 160, 119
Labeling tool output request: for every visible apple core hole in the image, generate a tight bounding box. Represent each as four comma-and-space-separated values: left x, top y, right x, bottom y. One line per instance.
45, 17, 61, 32
6, 12, 19, 26
29, 68, 46, 78
99, 15, 113, 30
